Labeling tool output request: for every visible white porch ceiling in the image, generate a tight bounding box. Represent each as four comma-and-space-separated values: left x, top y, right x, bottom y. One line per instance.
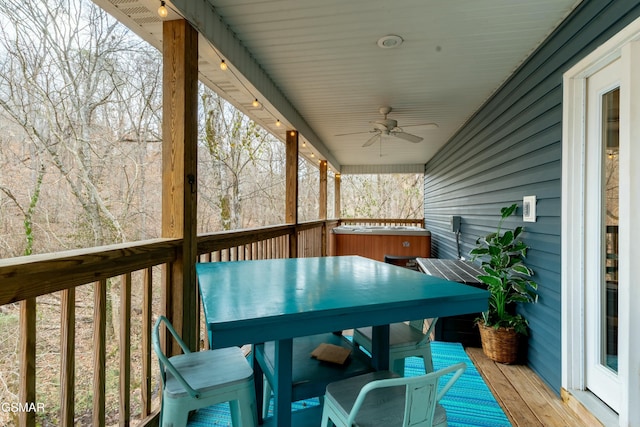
96, 0, 581, 173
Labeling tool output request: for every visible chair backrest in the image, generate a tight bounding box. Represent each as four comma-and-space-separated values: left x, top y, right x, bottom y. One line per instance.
409, 318, 438, 346
152, 315, 200, 398
347, 362, 466, 427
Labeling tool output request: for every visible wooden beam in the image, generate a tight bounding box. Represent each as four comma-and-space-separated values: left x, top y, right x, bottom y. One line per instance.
0, 238, 178, 306
334, 173, 341, 218
319, 160, 327, 220
286, 130, 299, 257
286, 130, 298, 224
319, 160, 328, 256
161, 19, 199, 353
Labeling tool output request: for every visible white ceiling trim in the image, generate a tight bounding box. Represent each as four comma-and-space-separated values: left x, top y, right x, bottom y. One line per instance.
340, 164, 424, 175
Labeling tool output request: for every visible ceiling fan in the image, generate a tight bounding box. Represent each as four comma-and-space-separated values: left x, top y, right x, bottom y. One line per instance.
336, 106, 438, 147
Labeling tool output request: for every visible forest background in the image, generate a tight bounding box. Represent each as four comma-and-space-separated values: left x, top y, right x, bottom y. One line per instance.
0, 0, 423, 425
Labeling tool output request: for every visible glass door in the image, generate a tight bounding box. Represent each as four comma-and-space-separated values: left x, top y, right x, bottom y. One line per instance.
585, 59, 621, 412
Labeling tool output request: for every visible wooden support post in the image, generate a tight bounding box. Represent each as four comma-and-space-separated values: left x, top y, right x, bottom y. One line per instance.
319, 160, 328, 256
319, 160, 327, 220
161, 19, 199, 354
286, 130, 299, 257
334, 173, 341, 219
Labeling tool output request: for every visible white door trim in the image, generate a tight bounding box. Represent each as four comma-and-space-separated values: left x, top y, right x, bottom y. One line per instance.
562, 16, 640, 427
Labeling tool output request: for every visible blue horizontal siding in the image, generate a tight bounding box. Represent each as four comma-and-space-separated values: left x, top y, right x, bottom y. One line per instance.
424, 0, 640, 393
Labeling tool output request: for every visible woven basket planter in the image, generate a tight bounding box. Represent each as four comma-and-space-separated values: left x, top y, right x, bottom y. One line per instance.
478, 321, 520, 364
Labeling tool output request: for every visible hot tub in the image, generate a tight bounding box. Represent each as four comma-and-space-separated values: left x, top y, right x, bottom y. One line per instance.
331, 225, 431, 262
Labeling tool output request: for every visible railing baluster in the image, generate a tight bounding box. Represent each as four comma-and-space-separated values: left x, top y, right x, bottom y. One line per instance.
19, 298, 36, 427
120, 273, 132, 426
93, 279, 107, 427
60, 289, 75, 427
141, 268, 153, 418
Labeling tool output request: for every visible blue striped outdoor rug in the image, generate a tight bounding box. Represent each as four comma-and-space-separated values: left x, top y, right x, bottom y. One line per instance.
187, 341, 511, 427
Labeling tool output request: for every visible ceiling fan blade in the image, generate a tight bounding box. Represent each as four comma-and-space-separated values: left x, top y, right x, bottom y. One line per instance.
392, 132, 423, 143
335, 130, 371, 137
362, 133, 380, 147
401, 122, 439, 130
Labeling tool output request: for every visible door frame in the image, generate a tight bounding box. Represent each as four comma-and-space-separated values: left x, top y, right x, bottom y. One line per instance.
562, 16, 640, 426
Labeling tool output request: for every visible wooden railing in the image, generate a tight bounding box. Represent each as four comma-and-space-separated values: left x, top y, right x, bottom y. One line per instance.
338, 218, 424, 227
0, 218, 415, 426
0, 239, 181, 427
197, 220, 337, 261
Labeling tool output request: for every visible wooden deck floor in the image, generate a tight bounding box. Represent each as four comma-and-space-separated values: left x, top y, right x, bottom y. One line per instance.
466, 347, 595, 427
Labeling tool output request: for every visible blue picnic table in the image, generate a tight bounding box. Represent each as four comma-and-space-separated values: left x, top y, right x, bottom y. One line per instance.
197, 255, 488, 427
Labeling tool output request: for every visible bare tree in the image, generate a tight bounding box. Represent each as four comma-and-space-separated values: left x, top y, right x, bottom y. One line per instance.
0, 0, 162, 249
199, 88, 285, 230
341, 174, 423, 219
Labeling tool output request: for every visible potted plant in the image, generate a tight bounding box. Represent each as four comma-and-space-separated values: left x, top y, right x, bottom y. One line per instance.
470, 203, 538, 364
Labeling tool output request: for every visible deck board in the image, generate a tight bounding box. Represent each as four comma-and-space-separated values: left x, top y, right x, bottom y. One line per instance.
466, 347, 587, 426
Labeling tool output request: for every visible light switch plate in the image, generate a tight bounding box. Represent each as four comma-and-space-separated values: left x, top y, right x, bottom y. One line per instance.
523, 196, 536, 222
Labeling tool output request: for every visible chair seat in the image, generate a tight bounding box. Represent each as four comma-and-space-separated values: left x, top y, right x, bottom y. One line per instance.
257, 333, 373, 402
325, 371, 447, 427
353, 320, 436, 376
355, 323, 426, 347
165, 346, 253, 399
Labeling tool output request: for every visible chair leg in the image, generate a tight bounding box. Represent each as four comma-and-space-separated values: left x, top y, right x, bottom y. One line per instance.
391, 357, 406, 376
229, 385, 258, 427
160, 399, 190, 427
320, 402, 333, 427
422, 347, 434, 373
262, 375, 272, 419
230, 400, 241, 426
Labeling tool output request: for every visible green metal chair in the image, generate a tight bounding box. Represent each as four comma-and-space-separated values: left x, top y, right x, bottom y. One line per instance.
320, 362, 466, 427
152, 316, 257, 427
352, 318, 438, 376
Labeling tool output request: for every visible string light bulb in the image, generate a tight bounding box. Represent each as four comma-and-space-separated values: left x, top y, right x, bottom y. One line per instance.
252, 99, 260, 108
158, 1, 168, 18
290, 131, 296, 136
275, 119, 281, 127
302, 141, 306, 147
220, 60, 228, 71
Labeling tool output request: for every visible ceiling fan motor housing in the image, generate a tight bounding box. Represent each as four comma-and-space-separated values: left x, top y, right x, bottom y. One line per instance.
373, 118, 398, 132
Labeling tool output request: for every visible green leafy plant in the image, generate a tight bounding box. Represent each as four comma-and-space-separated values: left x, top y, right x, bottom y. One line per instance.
470, 204, 538, 335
